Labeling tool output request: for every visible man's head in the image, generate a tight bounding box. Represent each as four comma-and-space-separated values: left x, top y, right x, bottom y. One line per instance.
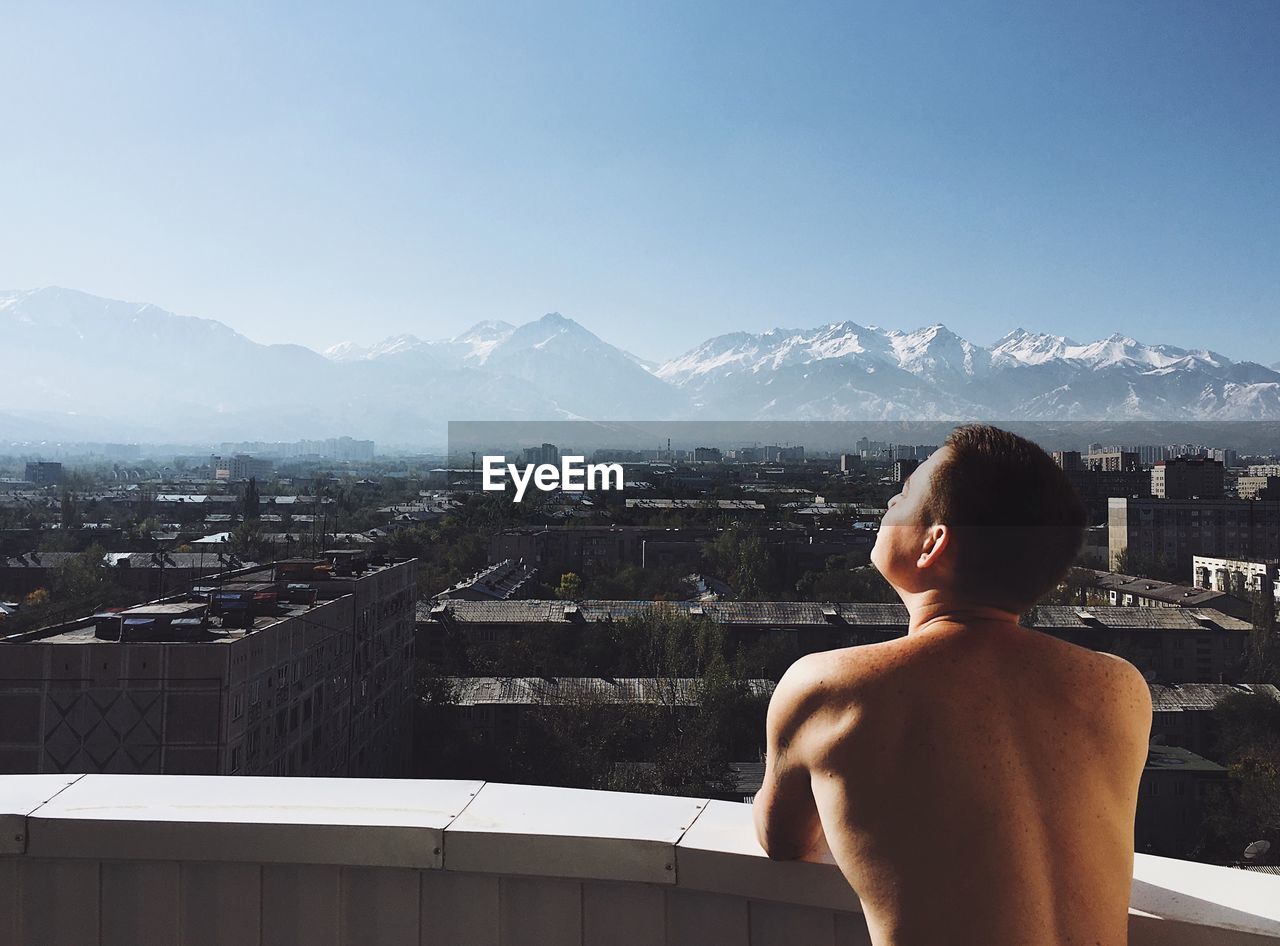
871, 424, 1086, 613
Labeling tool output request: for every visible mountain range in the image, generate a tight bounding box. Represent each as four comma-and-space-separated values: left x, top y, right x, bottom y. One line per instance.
2, 287, 1279, 447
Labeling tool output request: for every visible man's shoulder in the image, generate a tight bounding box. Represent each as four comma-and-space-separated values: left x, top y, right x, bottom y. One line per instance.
1033, 629, 1151, 698
771, 642, 908, 726
768, 649, 880, 763
1089, 649, 1154, 715
1017, 633, 1153, 745
777, 639, 908, 695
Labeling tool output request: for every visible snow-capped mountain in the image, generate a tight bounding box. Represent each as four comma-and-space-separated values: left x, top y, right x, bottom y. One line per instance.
656, 322, 1280, 421
323, 334, 431, 361
2, 287, 1279, 444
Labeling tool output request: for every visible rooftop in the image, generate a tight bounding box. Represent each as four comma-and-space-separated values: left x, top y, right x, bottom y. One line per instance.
1145, 745, 1226, 773
1149, 683, 1280, 712
1031, 605, 1250, 632
448, 677, 775, 707
435, 559, 539, 602
1083, 570, 1250, 610
2, 556, 414, 646
428, 599, 910, 626
426, 599, 1250, 632
624, 499, 765, 510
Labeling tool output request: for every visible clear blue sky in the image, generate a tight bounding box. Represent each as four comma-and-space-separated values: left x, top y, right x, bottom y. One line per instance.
2, 1, 1276, 363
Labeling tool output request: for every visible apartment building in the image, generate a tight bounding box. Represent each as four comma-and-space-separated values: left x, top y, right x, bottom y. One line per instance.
1108, 497, 1280, 573
1192, 555, 1280, 604
0, 553, 416, 778
1152, 457, 1225, 500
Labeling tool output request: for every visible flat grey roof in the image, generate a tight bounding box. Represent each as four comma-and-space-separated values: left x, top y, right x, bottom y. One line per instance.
428, 600, 1249, 632
1150, 683, 1280, 712
1145, 745, 1226, 773
445, 677, 775, 706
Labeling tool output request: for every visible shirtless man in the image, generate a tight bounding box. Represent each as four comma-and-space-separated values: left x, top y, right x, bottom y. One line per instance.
754, 424, 1152, 946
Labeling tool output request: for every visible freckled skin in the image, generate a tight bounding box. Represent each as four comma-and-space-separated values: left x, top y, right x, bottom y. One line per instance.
754, 447, 1152, 946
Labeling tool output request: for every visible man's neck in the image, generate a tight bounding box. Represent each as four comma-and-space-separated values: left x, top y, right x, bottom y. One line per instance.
899, 590, 1023, 635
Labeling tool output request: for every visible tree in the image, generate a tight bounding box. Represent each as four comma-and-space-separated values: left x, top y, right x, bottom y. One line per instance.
1038, 567, 1094, 607
702, 528, 774, 600
59, 491, 81, 529
556, 572, 583, 601
1244, 585, 1278, 684
796, 560, 898, 603
1198, 692, 1280, 861
1113, 547, 1179, 582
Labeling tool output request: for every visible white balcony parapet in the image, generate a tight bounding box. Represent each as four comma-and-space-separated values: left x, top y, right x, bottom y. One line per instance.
0, 773, 1277, 945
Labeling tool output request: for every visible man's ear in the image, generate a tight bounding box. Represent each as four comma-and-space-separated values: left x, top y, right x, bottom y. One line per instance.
916, 524, 950, 570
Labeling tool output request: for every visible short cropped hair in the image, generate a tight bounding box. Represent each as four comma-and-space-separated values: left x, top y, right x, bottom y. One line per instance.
921, 424, 1086, 612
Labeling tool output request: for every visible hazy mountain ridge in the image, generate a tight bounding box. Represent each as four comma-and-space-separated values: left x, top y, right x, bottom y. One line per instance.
3, 287, 1278, 445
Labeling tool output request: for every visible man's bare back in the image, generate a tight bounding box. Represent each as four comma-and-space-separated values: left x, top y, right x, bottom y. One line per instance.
754, 428, 1153, 946
757, 619, 1151, 946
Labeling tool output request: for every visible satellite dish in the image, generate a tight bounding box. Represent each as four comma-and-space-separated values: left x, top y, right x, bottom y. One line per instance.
1244, 840, 1271, 859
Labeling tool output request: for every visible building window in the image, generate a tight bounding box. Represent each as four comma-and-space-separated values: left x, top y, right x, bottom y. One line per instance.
230, 744, 242, 773
232, 692, 244, 720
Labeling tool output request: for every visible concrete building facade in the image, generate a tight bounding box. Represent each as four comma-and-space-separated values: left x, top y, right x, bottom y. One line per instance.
1192, 555, 1280, 604
1108, 497, 1280, 574
0, 554, 416, 778
1152, 457, 1225, 500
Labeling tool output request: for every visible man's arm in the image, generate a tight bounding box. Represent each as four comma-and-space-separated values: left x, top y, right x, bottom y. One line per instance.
753, 655, 826, 860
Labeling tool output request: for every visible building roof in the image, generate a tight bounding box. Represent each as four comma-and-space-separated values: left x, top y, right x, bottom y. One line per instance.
0, 552, 82, 568
624, 499, 765, 510
1031, 605, 1250, 632
1192, 555, 1280, 568
434, 559, 538, 602
1082, 570, 1248, 610
1149, 683, 1280, 712
3, 558, 415, 646
427, 599, 914, 627
119, 601, 209, 616
1145, 744, 1226, 773
445, 676, 775, 707
154, 494, 238, 504
103, 551, 252, 569
429, 599, 1252, 633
